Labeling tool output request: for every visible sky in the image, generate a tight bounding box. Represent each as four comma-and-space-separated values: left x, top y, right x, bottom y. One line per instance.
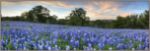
1, 0, 149, 20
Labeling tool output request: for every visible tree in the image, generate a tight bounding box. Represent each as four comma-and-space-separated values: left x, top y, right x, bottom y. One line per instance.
114, 16, 126, 28
126, 15, 139, 28
114, 10, 149, 29
46, 15, 57, 24
21, 5, 57, 23
21, 11, 29, 21
139, 10, 149, 28
57, 19, 68, 25
29, 5, 50, 22
67, 8, 89, 26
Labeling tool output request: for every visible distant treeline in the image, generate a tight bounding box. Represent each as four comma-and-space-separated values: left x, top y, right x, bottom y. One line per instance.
2, 5, 149, 29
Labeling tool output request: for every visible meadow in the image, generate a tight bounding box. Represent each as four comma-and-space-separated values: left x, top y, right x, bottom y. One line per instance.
1, 21, 149, 50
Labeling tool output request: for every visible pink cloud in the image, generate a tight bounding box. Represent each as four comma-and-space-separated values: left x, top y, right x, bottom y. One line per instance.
2, 0, 141, 20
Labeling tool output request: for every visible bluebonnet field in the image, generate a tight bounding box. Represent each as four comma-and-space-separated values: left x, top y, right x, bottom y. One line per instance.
1, 21, 149, 50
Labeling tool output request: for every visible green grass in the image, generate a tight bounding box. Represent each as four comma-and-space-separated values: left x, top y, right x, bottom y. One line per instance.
103, 44, 116, 50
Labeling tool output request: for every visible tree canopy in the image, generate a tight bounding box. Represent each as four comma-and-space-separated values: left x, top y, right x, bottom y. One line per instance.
67, 8, 89, 26
1, 5, 149, 29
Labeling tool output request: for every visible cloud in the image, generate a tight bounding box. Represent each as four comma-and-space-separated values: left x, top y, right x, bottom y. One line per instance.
120, 13, 132, 17
47, 1, 76, 8
83, 1, 140, 20
2, 0, 148, 2
2, 10, 22, 16
84, 1, 122, 20
2, 0, 147, 20
2, 1, 75, 17
2, 1, 77, 8
50, 9, 71, 19
6, 0, 77, 1
84, 3, 102, 20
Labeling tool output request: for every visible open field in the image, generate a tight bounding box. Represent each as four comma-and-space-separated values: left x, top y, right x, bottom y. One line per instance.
1, 21, 149, 50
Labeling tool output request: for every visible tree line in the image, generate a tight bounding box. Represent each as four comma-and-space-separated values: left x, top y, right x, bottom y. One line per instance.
2, 5, 149, 29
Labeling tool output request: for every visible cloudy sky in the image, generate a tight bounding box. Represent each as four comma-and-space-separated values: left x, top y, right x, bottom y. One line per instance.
1, 0, 149, 20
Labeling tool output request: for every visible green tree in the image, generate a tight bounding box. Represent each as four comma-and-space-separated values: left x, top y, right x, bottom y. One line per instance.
114, 16, 126, 28
138, 10, 149, 28
57, 19, 68, 25
114, 10, 149, 29
46, 15, 57, 24
67, 8, 89, 26
29, 5, 50, 22
21, 5, 57, 23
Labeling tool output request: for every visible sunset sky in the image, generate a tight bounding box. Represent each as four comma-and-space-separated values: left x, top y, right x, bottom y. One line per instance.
1, 0, 149, 20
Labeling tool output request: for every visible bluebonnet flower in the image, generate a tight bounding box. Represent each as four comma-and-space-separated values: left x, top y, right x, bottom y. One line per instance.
47, 46, 52, 50
98, 43, 104, 49
1, 21, 149, 50
116, 43, 124, 49
75, 40, 79, 47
